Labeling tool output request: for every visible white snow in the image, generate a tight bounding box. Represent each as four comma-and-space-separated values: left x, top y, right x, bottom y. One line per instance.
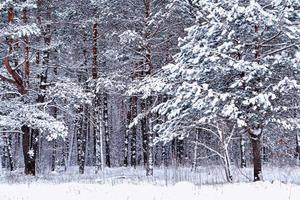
1, 166, 300, 200
0, 181, 299, 200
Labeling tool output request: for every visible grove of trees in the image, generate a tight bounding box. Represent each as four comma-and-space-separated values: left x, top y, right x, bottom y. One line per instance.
0, 0, 299, 182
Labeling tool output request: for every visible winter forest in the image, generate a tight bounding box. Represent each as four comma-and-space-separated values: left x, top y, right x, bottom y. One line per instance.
0, 0, 300, 199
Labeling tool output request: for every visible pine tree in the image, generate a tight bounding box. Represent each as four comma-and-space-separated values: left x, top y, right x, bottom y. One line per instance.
131, 0, 300, 181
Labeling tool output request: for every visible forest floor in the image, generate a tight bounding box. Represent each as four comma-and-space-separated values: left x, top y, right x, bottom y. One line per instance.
0, 166, 299, 200
0, 181, 299, 200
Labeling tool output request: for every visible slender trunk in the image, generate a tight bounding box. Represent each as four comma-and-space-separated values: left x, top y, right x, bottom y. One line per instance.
36, 0, 42, 26
51, 140, 57, 171
162, 96, 168, 167
177, 138, 184, 165
92, 23, 98, 79
63, 132, 69, 171
23, 8, 30, 87
95, 96, 104, 173
249, 128, 263, 181
146, 107, 154, 176
62, 139, 67, 171
67, 129, 74, 170
219, 128, 233, 182
91, 21, 104, 172
143, 0, 152, 75
130, 96, 137, 168
171, 139, 177, 166
146, 131, 154, 176
141, 99, 148, 166
0, 149, 2, 175
3, 133, 14, 171
192, 130, 199, 171
35, 129, 42, 174
162, 144, 167, 167
76, 106, 86, 174
124, 98, 131, 167
296, 134, 300, 161
7, 134, 14, 171
240, 134, 246, 168
51, 107, 58, 172
103, 93, 111, 167
223, 148, 233, 182
84, 107, 91, 166
145, 97, 156, 176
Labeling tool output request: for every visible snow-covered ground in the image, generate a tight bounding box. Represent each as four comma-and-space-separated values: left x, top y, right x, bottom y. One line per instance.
0, 181, 299, 200
1, 166, 300, 200
2, 165, 300, 185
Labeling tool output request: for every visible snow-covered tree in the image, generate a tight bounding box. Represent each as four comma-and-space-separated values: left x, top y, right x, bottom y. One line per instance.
130, 0, 300, 181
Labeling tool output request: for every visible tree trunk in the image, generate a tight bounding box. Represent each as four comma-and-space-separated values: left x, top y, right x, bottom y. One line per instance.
103, 93, 111, 167
192, 130, 199, 171
76, 105, 86, 174
95, 95, 104, 173
240, 134, 246, 168
296, 134, 300, 162
51, 107, 58, 172
249, 128, 263, 181
219, 128, 233, 182
21, 126, 38, 175
177, 138, 184, 165
146, 101, 154, 176
3, 133, 14, 171
130, 96, 137, 168
92, 22, 98, 79
222, 148, 233, 182
141, 99, 148, 166
162, 144, 167, 167
124, 98, 131, 167
51, 140, 57, 172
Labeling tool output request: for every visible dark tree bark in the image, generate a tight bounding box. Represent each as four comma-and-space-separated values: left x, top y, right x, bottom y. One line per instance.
296, 134, 300, 160
141, 99, 148, 166
94, 95, 104, 172
23, 8, 30, 88
249, 127, 263, 181
76, 38, 88, 174
103, 93, 111, 167
76, 106, 86, 174
124, 98, 131, 167
50, 109, 58, 173
92, 22, 98, 79
21, 126, 38, 175
177, 138, 184, 165
130, 96, 138, 168
192, 129, 199, 171
51, 53, 58, 171
3, 133, 14, 171
4, 6, 38, 175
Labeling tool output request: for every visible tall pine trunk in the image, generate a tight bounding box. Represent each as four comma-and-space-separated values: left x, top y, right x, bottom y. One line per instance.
124, 98, 131, 167
296, 134, 300, 162
103, 93, 111, 167
130, 96, 137, 168
240, 134, 246, 168
141, 99, 148, 167
3, 133, 14, 171
21, 126, 38, 175
95, 96, 104, 172
76, 106, 86, 174
146, 99, 154, 176
249, 128, 263, 181
191, 130, 199, 171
